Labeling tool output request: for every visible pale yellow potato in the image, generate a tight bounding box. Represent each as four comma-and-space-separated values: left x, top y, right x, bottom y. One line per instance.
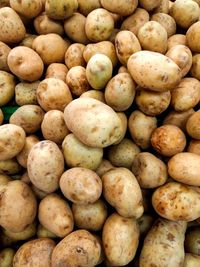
128, 110, 157, 149
65, 43, 86, 69
136, 88, 171, 116
184, 254, 200, 267
3, 222, 36, 241
37, 78, 72, 111
102, 213, 140, 266
0, 71, 15, 106
151, 13, 176, 37
187, 21, 200, 53
102, 0, 138, 16
96, 159, 114, 177
187, 110, 200, 139
10, 0, 43, 19
62, 133, 103, 170
72, 199, 107, 231
137, 214, 154, 235
0, 158, 21, 175
118, 66, 129, 74
37, 224, 57, 239
13, 238, 55, 267
153, 0, 169, 13
64, 98, 123, 148
188, 140, 200, 155
115, 30, 141, 65
19, 34, 37, 49
139, 218, 186, 267
15, 81, 39, 106
51, 230, 101, 267
80, 90, 105, 103
0, 41, 11, 72
85, 8, 114, 42
27, 140, 64, 193
167, 34, 187, 50
0, 109, 3, 125
78, 0, 101, 16
102, 167, 143, 218
113, 112, 128, 145
108, 28, 120, 44
185, 227, 200, 255
0, 7, 26, 44
0, 248, 15, 267
190, 54, 200, 80
46, 63, 68, 82
139, 0, 162, 11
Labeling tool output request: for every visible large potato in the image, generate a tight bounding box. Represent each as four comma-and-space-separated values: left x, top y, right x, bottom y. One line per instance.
188, 140, 200, 155
10, 0, 43, 19
185, 227, 200, 255
100, 0, 138, 16
151, 13, 176, 37
78, 0, 101, 16
46, 63, 68, 82
0, 158, 21, 175
190, 54, 200, 80
0, 248, 15, 267
15, 81, 39, 106
186, 21, 200, 53
167, 34, 187, 50
3, 222, 36, 241
0, 41, 11, 71
186, 110, 200, 139
0, 71, 15, 106
127, 51, 181, 92
65, 43, 86, 69
27, 140, 64, 193
184, 254, 200, 267
102, 213, 140, 266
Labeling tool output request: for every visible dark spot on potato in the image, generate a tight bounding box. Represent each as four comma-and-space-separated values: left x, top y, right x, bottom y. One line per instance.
167, 233, 175, 241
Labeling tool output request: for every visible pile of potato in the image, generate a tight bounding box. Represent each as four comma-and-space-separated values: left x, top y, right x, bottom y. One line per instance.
1, 0, 200, 266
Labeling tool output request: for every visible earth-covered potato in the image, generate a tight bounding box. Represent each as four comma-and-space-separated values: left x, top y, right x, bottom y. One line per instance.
0, 248, 15, 267
0, 158, 21, 175
100, 0, 138, 16
15, 81, 39, 106
187, 140, 200, 155
186, 110, 200, 139
3, 222, 36, 241
185, 227, 200, 255
0, 71, 15, 107
167, 34, 187, 50
65, 43, 86, 69
0, 41, 11, 72
78, 0, 101, 16
151, 13, 176, 37
10, 0, 43, 19
46, 63, 68, 81
190, 54, 200, 80
184, 253, 200, 267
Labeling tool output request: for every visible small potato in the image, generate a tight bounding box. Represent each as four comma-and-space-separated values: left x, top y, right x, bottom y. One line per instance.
19, 34, 37, 49
188, 140, 200, 155
41, 110, 69, 144
108, 138, 140, 169
102, 213, 140, 266
185, 227, 200, 255
0, 124, 25, 161
37, 78, 72, 111
128, 110, 157, 149
139, 0, 162, 11
0, 71, 15, 106
37, 224, 57, 239
184, 253, 200, 267
86, 54, 113, 90
9, 105, 45, 134
186, 110, 200, 139
78, 0, 101, 16
15, 81, 39, 106
10, 0, 43, 19
115, 30, 141, 65
167, 34, 187, 50
46, 63, 68, 82
0, 41, 11, 71
0, 158, 21, 175
132, 152, 167, 189
85, 8, 114, 42
127, 51, 181, 92
0, 7, 26, 44
96, 159, 114, 177
7, 46, 44, 82
62, 133, 103, 170
0, 248, 15, 267
72, 199, 107, 231
27, 140, 64, 193
137, 214, 154, 235
152, 182, 200, 221
80, 90, 105, 103
3, 222, 36, 241
187, 21, 200, 53
190, 54, 200, 80
102, 167, 144, 218
151, 125, 186, 157
100, 0, 137, 16
151, 13, 176, 37
0, 180, 37, 232
51, 230, 101, 267
65, 43, 86, 69
0, 109, 3, 125
13, 238, 55, 267
136, 88, 171, 116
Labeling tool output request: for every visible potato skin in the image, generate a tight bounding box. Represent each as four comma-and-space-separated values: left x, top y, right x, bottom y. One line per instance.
15, 81, 39, 106
190, 54, 200, 80
10, 0, 43, 19
102, 213, 140, 266
3, 222, 36, 241
139, 0, 162, 11
0, 71, 16, 106
0, 248, 15, 267
65, 43, 86, 69
46, 63, 68, 81
100, 0, 138, 16
0, 41, 11, 71
188, 140, 200, 155
187, 21, 200, 53
186, 110, 200, 139
167, 34, 187, 50
96, 159, 114, 177
78, 0, 101, 16
185, 227, 200, 255
151, 13, 176, 37
184, 253, 200, 267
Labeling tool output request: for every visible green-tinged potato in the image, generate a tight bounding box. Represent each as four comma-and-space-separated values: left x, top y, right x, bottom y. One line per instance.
3, 222, 36, 241
187, 22, 200, 53
188, 140, 200, 155
46, 63, 68, 81
137, 214, 154, 235
0, 42, 10, 72
0, 109, 3, 125
9, 105, 45, 134
37, 224, 57, 239
139, 0, 162, 11
100, 0, 138, 16
27, 140, 64, 193
20, 34, 37, 49
7, 46, 44, 82
153, 0, 169, 13
41, 110, 69, 145
186, 111, 200, 139
78, 0, 101, 16
37, 78, 72, 111
190, 54, 200, 80
96, 159, 114, 177
139, 218, 186, 267
185, 227, 200, 255
72, 199, 107, 231
102, 167, 143, 218
167, 34, 187, 50
13, 238, 55, 267
151, 125, 186, 157
102, 213, 140, 266
62, 133, 103, 170
64, 98, 123, 148
151, 13, 176, 37
0, 248, 15, 267
0, 71, 15, 107
39, 194, 74, 238
108, 138, 140, 169
184, 253, 200, 267
80, 90, 105, 103
152, 182, 200, 221
51, 230, 101, 267
65, 43, 86, 69
0, 158, 21, 175
0, 180, 37, 232
60, 167, 102, 204
10, 0, 43, 19
85, 8, 114, 42
15, 81, 39, 106
132, 152, 167, 189
0, 7, 26, 44
129, 110, 157, 149
0, 124, 26, 161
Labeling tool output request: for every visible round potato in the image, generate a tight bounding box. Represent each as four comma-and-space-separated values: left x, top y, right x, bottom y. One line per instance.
46, 63, 68, 82
186, 21, 200, 53
184, 253, 200, 267
80, 90, 105, 103
27, 140, 64, 193
65, 43, 86, 69
15, 81, 39, 106
10, 0, 43, 19
185, 227, 200, 255
96, 159, 114, 177
0, 71, 15, 106
188, 140, 200, 155
186, 110, 200, 139
190, 54, 200, 80
0, 109, 3, 125
0, 248, 15, 267
37, 224, 57, 239
78, 0, 101, 16
167, 34, 187, 50
0, 41, 11, 71
3, 222, 36, 241
100, 0, 138, 16
139, 0, 162, 11
151, 13, 176, 37
0, 158, 21, 175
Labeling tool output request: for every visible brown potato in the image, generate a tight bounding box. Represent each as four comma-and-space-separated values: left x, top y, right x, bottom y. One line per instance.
185, 227, 200, 255
0, 158, 21, 175
186, 110, 200, 139
167, 34, 187, 50
139, 0, 162, 11
114, 112, 128, 144
19, 34, 38, 49
96, 159, 114, 177
0, 109, 4, 125
37, 224, 57, 239
151, 13, 176, 37
188, 140, 200, 155
78, 0, 101, 16
0, 248, 15, 267
0, 0, 10, 8
10, 0, 43, 19
100, 0, 137, 16
187, 21, 200, 53
153, 0, 169, 13
0, 41, 11, 72
45, 63, 68, 82
3, 222, 36, 241
118, 66, 129, 74
80, 90, 105, 103
184, 253, 200, 267
0, 71, 15, 106
20, 171, 31, 184
65, 43, 86, 69
138, 214, 154, 235
15, 81, 39, 106
190, 54, 200, 80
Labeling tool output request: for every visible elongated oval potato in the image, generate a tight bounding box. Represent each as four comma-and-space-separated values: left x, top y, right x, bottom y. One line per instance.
102, 213, 140, 266
127, 51, 181, 92
186, 110, 200, 139
139, 218, 186, 267
152, 182, 200, 221
184, 253, 200, 267
64, 98, 123, 148
100, 0, 138, 16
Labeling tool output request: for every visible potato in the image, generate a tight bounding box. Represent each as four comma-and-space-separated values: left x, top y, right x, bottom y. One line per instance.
13, 238, 55, 267
15, 81, 39, 106
64, 98, 123, 148
31, 185, 48, 200
190, 54, 200, 80
103, 213, 139, 266
0, 71, 15, 106
0, 180, 37, 232
127, 51, 181, 92
151, 13, 176, 37
136, 88, 171, 116
46, 63, 68, 81
0, 41, 11, 72
41, 110, 69, 144
139, 0, 161, 11
0, 158, 21, 175
139, 218, 186, 267
151, 125, 186, 157
0, 0, 10, 8
7, 46, 44, 82
27, 140, 64, 193
10, 0, 42, 19
0, 7, 26, 44
3, 222, 36, 241
152, 182, 200, 221
37, 224, 57, 239
188, 140, 200, 155
37, 78, 72, 111
187, 21, 200, 53
118, 66, 129, 74
138, 214, 154, 235
167, 34, 187, 50
80, 90, 105, 103
153, 0, 169, 13
45, 0, 78, 20
0, 124, 26, 161
0, 174, 11, 186
113, 112, 127, 145
102, 167, 143, 218
101, 0, 137, 16
51, 230, 101, 267
185, 227, 200, 255
0, 109, 3, 125
78, 0, 101, 16
85, 8, 114, 42
184, 253, 200, 267
128, 110, 157, 149
65, 43, 86, 69
170, 0, 200, 29
186, 110, 200, 139
19, 34, 37, 49
0, 248, 15, 267
96, 159, 114, 177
